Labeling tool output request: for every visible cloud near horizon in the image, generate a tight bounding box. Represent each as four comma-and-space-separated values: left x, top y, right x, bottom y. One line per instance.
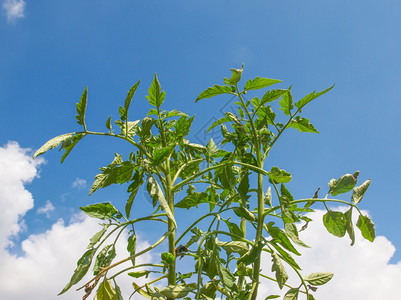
2, 0, 26, 23
0, 141, 400, 299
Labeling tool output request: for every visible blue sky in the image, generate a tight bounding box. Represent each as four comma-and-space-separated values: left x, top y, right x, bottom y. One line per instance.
1, 1, 401, 299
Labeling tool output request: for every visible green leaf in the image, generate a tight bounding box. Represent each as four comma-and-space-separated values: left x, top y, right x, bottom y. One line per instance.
185, 227, 204, 248
352, 179, 371, 204
93, 245, 116, 275
87, 224, 109, 249
271, 252, 288, 289
217, 240, 249, 255
304, 272, 334, 286
132, 282, 151, 299
295, 85, 334, 110
284, 222, 310, 248
195, 85, 235, 102
224, 64, 243, 85
147, 176, 176, 227
60, 133, 86, 163
323, 211, 347, 237
128, 270, 150, 278
146, 73, 165, 108
237, 241, 264, 265
217, 262, 237, 290
175, 191, 209, 209
329, 173, 357, 196
268, 167, 292, 183
97, 280, 119, 300
260, 89, 288, 105
75, 87, 88, 127
80, 202, 123, 220
269, 243, 301, 270
356, 215, 376, 242
33, 132, 81, 160
153, 145, 175, 166
115, 120, 140, 137
223, 219, 244, 242
289, 116, 319, 133
265, 296, 281, 299
119, 80, 140, 121
127, 232, 136, 266
266, 223, 301, 256
106, 116, 112, 131
161, 252, 176, 265
279, 89, 293, 115
125, 171, 144, 218
244, 77, 281, 91
90, 156, 134, 195
265, 186, 272, 206
344, 207, 356, 246
58, 248, 96, 295
283, 288, 299, 300
233, 206, 256, 222
159, 284, 196, 299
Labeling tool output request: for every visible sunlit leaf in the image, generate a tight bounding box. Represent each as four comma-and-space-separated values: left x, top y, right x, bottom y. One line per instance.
80, 202, 123, 220
304, 272, 334, 286
75, 87, 87, 127
244, 77, 281, 91
119, 81, 140, 121
328, 173, 357, 196
344, 207, 355, 246
58, 248, 96, 295
283, 288, 299, 300
195, 85, 235, 102
268, 167, 292, 183
146, 73, 165, 108
271, 252, 288, 289
93, 245, 116, 275
351, 179, 371, 204
96, 279, 119, 300
289, 116, 319, 133
323, 211, 346, 237
159, 284, 196, 298
224, 64, 243, 85
279, 89, 293, 115
356, 215, 375, 242
295, 85, 334, 110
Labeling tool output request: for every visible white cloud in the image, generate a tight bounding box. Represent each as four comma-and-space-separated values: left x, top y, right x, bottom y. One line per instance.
36, 200, 55, 218
2, 0, 26, 23
72, 177, 87, 189
0, 142, 152, 299
258, 208, 401, 299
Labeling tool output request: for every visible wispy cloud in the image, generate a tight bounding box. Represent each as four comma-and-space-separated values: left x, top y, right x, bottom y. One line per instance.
2, 0, 26, 23
36, 200, 55, 218
72, 177, 87, 189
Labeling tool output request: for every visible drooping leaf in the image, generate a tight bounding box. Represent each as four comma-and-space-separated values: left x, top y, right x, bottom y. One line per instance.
233, 206, 256, 222
323, 211, 347, 237
119, 81, 140, 121
244, 77, 282, 91
295, 85, 334, 110
284, 222, 310, 248
87, 224, 109, 249
269, 242, 301, 270
217, 262, 237, 290
217, 240, 249, 256
237, 241, 264, 265
127, 232, 136, 266
344, 207, 356, 246
33, 132, 82, 160
132, 282, 151, 299
351, 179, 371, 204
195, 85, 235, 102
58, 248, 96, 295
279, 89, 293, 115
93, 245, 116, 275
96, 279, 119, 300
356, 215, 376, 242
304, 272, 334, 286
147, 176, 176, 227
271, 252, 288, 289
128, 270, 151, 278
60, 133, 86, 163
80, 202, 123, 220
268, 167, 292, 183
126, 171, 144, 218
75, 87, 88, 127
266, 223, 301, 256
159, 284, 196, 299
185, 227, 204, 248
106, 116, 112, 131
224, 64, 243, 85
146, 73, 165, 108
328, 173, 358, 196
289, 116, 319, 133
283, 288, 299, 300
